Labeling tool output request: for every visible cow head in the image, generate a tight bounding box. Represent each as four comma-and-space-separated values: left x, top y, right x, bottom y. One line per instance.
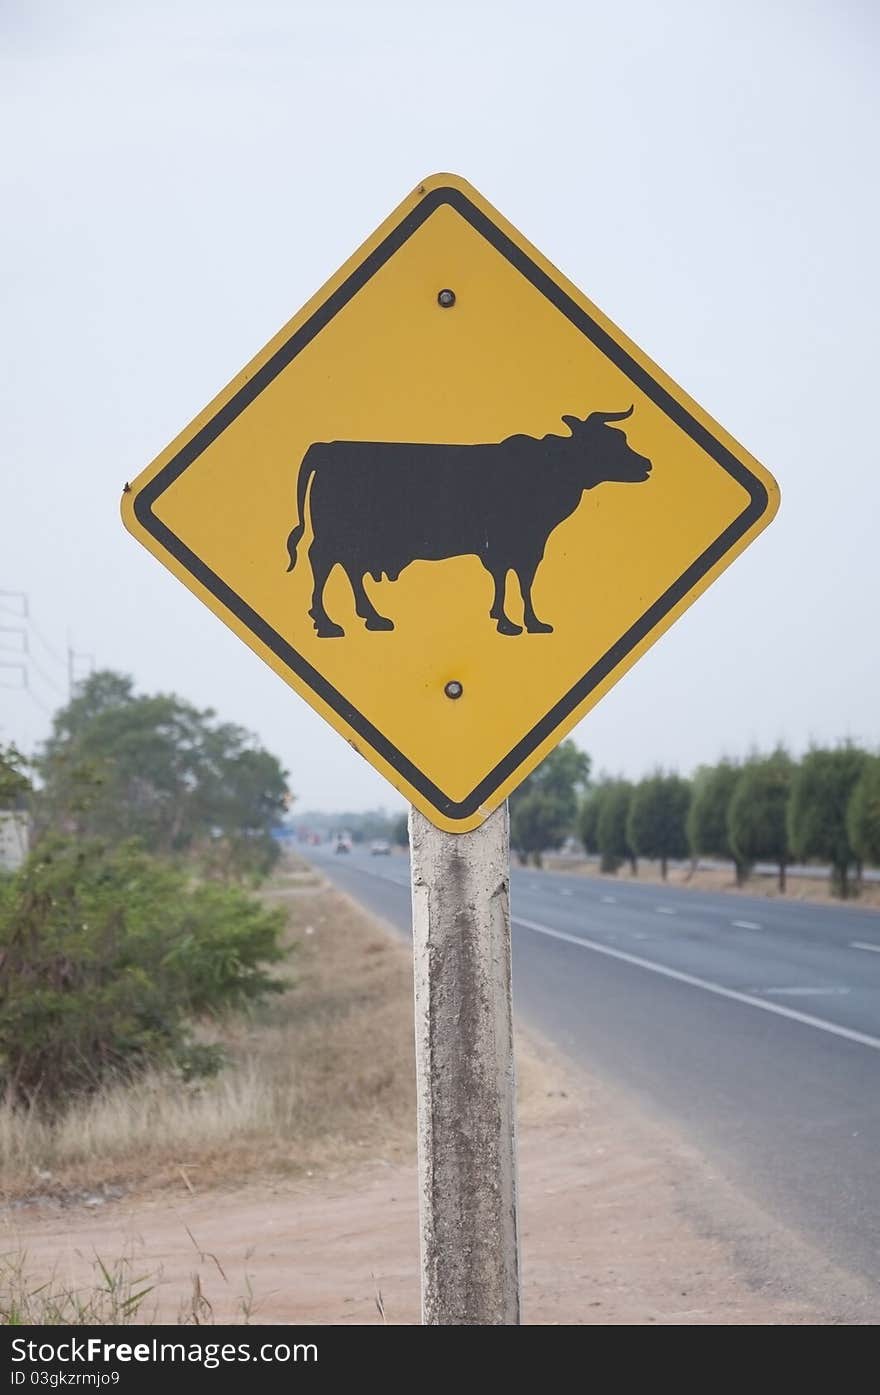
561, 406, 652, 487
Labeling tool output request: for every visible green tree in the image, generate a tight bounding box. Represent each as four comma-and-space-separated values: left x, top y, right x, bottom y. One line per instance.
727, 750, 794, 892
578, 784, 605, 857
847, 755, 880, 872
626, 772, 691, 880
597, 780, 637, 874
687, 760, 747, 885
0, 837, 288, 1108
510, 741, 591, 867
392, 812, 409, 847
38, 671, 290, 880
0, 744, 30, 810
788, 745, 867, 898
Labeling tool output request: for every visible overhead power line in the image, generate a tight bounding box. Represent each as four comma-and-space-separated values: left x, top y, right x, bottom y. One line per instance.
29, 618, 67, 670
0, 590, 95, 705
0, 590, 27, 619
29, 653, 66, 699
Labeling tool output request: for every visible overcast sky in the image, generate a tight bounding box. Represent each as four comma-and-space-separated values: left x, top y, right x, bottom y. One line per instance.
2, 0, 878, 812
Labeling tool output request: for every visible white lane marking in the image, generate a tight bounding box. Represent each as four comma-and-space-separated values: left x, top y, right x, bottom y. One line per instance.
338, 863, 410, 889
761, 986, 850, 998
851, 941, 880, 954
514, 916, 880, 1053
560, 888, 574, 897
655, 906, 675, 916
732, 919, 762, 930
601, 896, 617, 904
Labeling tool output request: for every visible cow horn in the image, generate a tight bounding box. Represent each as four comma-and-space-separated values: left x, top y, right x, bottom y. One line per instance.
561, 414, 582, 434
586, 405, 634, 425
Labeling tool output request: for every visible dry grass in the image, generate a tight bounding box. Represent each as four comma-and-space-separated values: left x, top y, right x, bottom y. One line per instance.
0, 1248, 156, 1325
0, 870, 417, 1203
0, 1238, 267, 1326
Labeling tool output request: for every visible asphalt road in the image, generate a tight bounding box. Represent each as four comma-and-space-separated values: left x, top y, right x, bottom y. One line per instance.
306, 842, 880, 1295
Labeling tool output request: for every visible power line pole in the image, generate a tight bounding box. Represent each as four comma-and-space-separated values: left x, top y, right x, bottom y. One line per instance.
67, 640, 95, 698
1, 592, 92, 707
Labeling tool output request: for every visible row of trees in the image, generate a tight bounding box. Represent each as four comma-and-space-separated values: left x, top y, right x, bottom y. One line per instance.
580, 746, 880, 898
0, 672, 293, 1109
385, 742, 592, 859
382, 734, 878, 901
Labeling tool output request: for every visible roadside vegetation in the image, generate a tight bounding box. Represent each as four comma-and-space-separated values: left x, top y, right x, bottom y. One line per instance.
509, 742, 590, 867
1, 665, 878, 1216
0, 875, 415, 1203
504, 739, 879, 900
0, 672, 416, 1207
0, 673, 298, 1193
0, 837, 286, 1108
36, 670, 289, 882
0, 1250, 156, 1325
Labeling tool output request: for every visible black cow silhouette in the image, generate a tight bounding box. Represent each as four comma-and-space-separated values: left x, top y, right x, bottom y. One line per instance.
285, 407, 652, 638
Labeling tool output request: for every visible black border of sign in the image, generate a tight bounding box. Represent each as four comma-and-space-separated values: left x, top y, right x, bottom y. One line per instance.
134, 186, 769, 822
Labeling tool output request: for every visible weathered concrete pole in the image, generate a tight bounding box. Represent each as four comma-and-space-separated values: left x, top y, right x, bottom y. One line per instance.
409, 802, 521, 1325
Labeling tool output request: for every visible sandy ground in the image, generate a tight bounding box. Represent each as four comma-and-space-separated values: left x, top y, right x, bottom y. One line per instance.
5, 1036, 874, 1325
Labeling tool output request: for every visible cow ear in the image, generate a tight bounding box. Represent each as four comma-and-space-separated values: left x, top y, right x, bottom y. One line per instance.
561, 414, 581, 435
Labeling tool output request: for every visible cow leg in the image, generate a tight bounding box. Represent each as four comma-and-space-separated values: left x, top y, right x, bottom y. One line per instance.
351, 572, 394, 632
308, 543, 345, 638
488, 567, 522, 636
517, 560, 553, 634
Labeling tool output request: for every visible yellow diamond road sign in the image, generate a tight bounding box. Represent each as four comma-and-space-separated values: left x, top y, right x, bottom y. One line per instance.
122, 173, 779, 833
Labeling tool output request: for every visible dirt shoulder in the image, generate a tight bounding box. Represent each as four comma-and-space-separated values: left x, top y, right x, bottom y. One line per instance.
542, 854, 880, 910
3, 871, 875, 1324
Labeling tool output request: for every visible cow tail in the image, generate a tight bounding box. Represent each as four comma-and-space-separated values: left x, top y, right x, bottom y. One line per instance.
285, 452, 317, 572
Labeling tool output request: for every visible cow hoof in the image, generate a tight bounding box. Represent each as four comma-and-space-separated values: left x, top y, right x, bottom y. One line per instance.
496, 618, 523, 636
313, 620, 345, 638
526, 620, 554, 634
365, 616, 394, 632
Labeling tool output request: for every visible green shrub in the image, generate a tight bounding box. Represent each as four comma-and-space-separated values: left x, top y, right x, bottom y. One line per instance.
847, 755, 880, 870
0, 837, 288, 1108
597, 780, 636, 875
510, 741, 591, 866
627, 772, 691, 880
687, 760, 748, 884
788, 745, 867, 897
728, 750, 793, 892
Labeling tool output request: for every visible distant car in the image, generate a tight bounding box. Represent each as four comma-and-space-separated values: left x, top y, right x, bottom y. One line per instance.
334, 836, 352, 854
370, 839, 391, 856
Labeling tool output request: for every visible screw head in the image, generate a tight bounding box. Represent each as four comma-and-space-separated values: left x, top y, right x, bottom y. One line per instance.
444, 680, 463, 700
437, 288, 456, 308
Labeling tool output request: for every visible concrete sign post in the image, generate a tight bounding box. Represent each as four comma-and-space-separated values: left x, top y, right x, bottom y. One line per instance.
122, 172, 779, 1325
410, 803, 520, 1324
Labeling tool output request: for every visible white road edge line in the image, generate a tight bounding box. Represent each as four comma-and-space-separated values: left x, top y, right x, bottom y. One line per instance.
655, 907, 675, 915
514, 916, 880, 1053
851, 941, 880, 954
732, 919, 762, 930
